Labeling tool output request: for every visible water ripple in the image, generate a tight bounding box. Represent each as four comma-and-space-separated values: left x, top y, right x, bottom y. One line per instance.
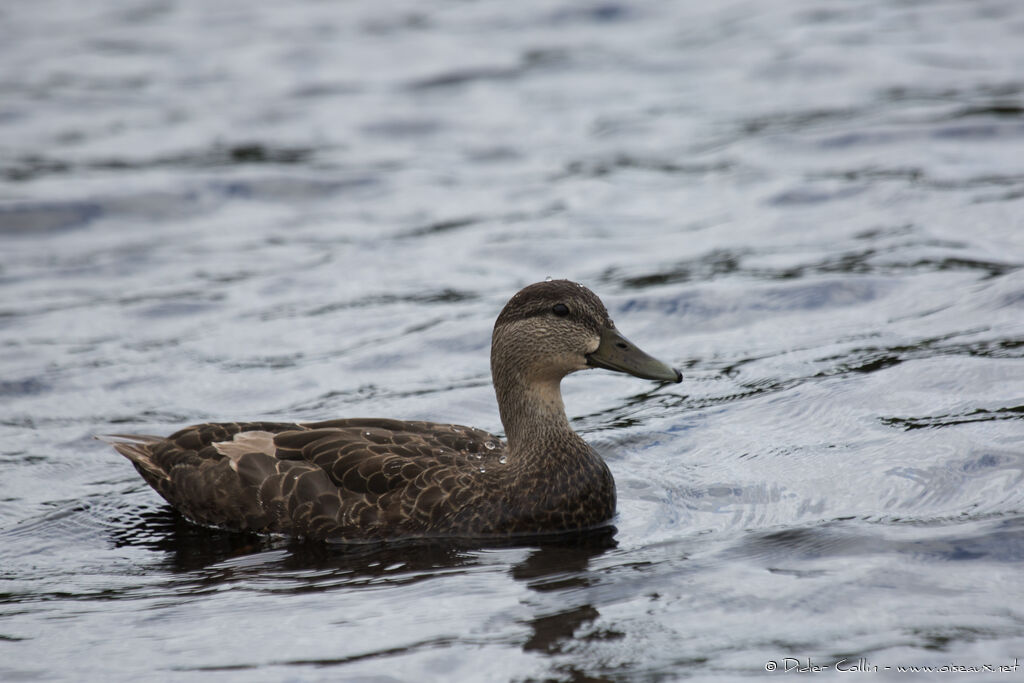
3, 0, 1024, 679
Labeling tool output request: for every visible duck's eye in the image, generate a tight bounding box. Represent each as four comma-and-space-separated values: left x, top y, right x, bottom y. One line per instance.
552, 303, 570, 317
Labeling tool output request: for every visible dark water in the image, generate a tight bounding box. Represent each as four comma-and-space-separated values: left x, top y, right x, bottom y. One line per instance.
2, 0, 1024, 680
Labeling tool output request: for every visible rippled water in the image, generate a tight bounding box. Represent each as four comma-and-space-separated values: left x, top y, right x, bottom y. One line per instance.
2, 0, 1024, 680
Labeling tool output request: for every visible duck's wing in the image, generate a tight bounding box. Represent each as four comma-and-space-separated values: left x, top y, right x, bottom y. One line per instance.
105, 418, 505, 539
292, 417, 503, 475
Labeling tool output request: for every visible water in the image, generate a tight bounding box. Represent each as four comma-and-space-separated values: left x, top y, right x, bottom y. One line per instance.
2, 0, 1023, 680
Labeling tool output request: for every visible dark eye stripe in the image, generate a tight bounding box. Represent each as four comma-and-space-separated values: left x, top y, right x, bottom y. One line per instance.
552, 303, 569, 317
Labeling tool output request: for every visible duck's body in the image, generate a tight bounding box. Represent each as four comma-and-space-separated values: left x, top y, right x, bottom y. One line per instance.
112, 416, 613, 540
106, 280, 680, 542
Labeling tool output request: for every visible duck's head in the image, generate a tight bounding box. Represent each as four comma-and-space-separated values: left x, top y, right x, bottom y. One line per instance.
491, 279, 682, 386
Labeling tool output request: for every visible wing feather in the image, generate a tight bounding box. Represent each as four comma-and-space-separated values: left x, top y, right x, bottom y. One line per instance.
108, 418, 507, 539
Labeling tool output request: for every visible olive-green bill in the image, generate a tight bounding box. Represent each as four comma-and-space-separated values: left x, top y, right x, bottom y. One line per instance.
586, 326, 682, 383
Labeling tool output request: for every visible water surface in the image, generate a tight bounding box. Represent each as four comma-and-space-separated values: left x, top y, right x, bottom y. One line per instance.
2, 0, 1023, 680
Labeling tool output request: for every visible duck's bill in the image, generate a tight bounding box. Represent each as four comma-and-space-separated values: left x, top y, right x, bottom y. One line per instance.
586, 327, 682, 383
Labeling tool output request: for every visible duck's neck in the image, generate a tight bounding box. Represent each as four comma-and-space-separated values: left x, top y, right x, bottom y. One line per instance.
494, 374, 588, 458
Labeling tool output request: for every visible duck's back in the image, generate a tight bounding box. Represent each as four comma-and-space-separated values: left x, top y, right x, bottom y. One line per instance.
107, 419, 506, 540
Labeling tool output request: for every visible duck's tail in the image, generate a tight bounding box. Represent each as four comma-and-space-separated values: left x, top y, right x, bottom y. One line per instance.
96, 434, 167, 481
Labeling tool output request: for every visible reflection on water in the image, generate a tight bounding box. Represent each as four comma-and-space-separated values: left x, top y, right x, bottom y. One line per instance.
2, 0, 1024, 680
111, 507, 618, 581
104, 509, 622, 676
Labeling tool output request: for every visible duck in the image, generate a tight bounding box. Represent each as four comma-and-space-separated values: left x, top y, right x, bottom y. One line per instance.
104, 280, 681, 542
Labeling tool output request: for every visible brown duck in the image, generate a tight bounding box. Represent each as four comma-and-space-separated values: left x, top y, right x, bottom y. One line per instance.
104, 280, 681, 541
